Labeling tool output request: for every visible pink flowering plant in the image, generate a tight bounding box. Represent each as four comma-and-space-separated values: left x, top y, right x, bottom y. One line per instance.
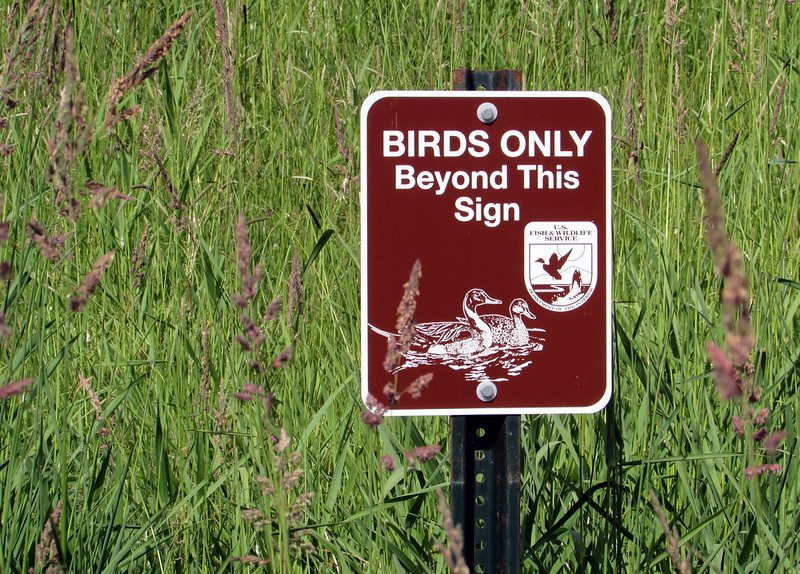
697, 139, 787, 479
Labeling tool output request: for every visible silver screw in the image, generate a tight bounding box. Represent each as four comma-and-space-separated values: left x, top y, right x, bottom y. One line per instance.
476, 382, 497, 402
477, 102, 497, 124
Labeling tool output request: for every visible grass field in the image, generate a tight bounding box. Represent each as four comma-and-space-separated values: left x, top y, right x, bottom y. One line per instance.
0, 1, 798, 572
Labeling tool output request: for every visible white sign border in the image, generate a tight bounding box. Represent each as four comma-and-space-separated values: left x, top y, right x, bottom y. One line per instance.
360, 90, 612, 416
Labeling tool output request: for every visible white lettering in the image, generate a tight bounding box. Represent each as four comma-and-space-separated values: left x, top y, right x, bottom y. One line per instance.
500, 130, 526, 157
383, 131, 404, 157
416, 171, 434, 190
418, 130, 441, 157
453, 196, 520, 227
452, 172, 469, 189
443, 130, 467, 157
395, 165, 415, 189
454, 196, 474, 222
554, 132, 572, 157
530, 131, 550, 157
569, 130, 591, 157
434, 171, 451, 195
517, 164, 537, 189
564, 170, 580, 189
468, 130, 490, 157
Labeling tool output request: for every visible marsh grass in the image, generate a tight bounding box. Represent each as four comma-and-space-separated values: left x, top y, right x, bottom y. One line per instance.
0, 2, 798, 572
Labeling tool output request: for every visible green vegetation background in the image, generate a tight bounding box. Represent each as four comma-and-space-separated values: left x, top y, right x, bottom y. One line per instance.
0, 1, 798, 572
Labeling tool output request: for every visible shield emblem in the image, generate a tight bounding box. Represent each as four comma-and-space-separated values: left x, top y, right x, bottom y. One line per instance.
524, 221, 598, 312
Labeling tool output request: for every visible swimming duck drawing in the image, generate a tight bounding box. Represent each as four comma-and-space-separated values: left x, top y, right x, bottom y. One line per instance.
368, 288, 501, 356
536, 249, 573, 280
419, 288, 501, 356
481, 298, 536, 347
369, 289, 545, 384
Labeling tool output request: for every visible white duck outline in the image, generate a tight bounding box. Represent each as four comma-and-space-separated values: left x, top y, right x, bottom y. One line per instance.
422, 288, 501, 356
368, 289, 511, 357
481, 298, 536, 347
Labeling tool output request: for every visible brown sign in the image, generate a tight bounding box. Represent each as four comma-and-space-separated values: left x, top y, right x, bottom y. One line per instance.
361, 92, 611, 415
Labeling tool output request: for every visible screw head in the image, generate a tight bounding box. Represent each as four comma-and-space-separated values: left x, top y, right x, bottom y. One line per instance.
476, 382, 497, 402
477, 102, 498, 124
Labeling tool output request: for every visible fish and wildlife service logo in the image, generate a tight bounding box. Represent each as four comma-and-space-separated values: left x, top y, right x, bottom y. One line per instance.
525, 221, 598, 312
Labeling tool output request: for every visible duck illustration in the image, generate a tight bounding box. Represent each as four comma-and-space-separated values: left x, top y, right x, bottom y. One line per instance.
536, 249, 573, 280
419, 288, 501, 356
368, 288, 501, 355
482, 298, 536, 347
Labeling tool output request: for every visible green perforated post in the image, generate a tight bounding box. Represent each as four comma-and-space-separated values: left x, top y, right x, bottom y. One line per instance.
450, 69, 522, 574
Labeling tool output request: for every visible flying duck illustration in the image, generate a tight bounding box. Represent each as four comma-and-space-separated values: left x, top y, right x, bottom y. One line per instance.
535, 249, 573, 280
481, 298, 536, 347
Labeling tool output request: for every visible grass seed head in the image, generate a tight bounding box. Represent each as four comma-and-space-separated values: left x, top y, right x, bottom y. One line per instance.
697, 139, 754, 365
382, 382, 400, 406
198, 329, 211, 382
235, 212, 251, 278
130, 224, 149, 288
240, 313, 265, 348
744, 464, 782, 479
34, 499, 63, 574
286, 491, 314, 524
234, 213, 263, 304
105, 10, 193, 128
769, 75, 786, 137
697, 138, 785, 478
380, 454, 395, 471
281, 468, 304, 490
211, 0, 237, 145
264, 298, 282, 321
271, 346, 293, 368
235, 555, 271, 566
275, 428, 290, 453
235, 334, 251, 352
764, 430, 787, 455
383, 335, 399, 374
0, 312, 11, 339
732, 416, 744, 436
705, 342, 741, 400
360, 394, 385, 428
214, 380, 229, 447
604, 0, 617, 43
714, 132, 740, 177
0, 377, 34, 400
77, 374, 102, 418
287, 247, 303, 326
434, 488, 469, 574
649, 489, 693, 573
333, 105, 351, 168
406, 373, 433, 399
85, 181, 131, 211
48, 24, 90, 222
255, 475, 275, 497
69, 252, 114, 312
408, 444, 441, 464
1, 0, 49, 110
28, 220, 64, 262
395, 259, 421, 357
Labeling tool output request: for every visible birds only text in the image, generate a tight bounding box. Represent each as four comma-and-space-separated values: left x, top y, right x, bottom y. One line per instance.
382, 129, 593, 228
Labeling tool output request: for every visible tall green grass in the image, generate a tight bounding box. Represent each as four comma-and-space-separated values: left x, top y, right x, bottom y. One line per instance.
0, 1, 797, 572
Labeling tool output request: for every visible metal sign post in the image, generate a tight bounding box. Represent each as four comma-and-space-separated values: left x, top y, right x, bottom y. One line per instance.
451, 69, 521, 574
359, 67, 612, 574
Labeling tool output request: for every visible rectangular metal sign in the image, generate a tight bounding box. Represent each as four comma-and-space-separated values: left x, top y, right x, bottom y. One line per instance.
360, 91, 611, 415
